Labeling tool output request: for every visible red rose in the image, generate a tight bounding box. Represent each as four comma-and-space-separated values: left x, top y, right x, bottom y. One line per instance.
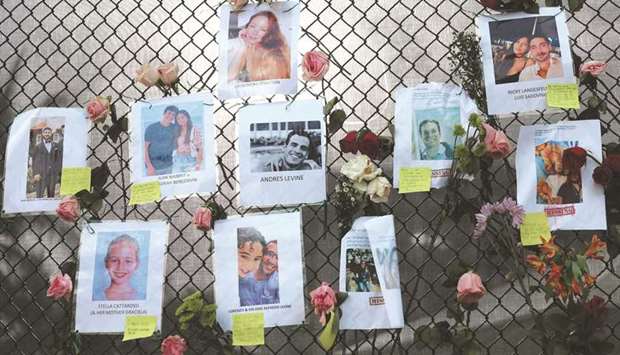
561, 147, 587, 173
593, 165, 613, 186
339, 131, 358, 154
357, 131, 380, 159
193, 207, 213, 232
47, 273, 73, 301
161, 335, 187, 355
477, 0, 500, 10
604, 154, 620, 174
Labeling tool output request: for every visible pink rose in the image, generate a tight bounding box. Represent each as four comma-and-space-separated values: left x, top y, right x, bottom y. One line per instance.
457, 271, 486, 305
483, 123, 511, 159
309, 282, 337, 325
158, 63, 179, 86
302, 51, 330, 81
56, 196, 80, 223
580, 61, 607, 77
86, 96, 110, 124
161, 335, 187, 355
193, 207, 213, 232
47, 273, 73, 301
135, 63, 160, 87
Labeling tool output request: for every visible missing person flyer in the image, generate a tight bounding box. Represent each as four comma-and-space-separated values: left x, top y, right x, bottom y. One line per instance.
516, 120, 605, 230
393, 83, 477, 189
477, 8, 575, 115
339, 216, 404, 329
237, 100, 326, 207
213, 212, 305, 331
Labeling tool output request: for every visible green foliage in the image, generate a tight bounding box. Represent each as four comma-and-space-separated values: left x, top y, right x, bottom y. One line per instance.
175, 291, 217, 332
449, 32, 487, 114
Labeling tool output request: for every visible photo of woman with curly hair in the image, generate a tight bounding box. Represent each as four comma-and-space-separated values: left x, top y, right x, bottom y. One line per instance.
228, 10, 291, 83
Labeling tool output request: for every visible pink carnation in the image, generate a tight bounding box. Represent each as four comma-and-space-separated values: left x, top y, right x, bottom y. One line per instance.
309, 282, 337, 326
47, 273, 73, 301
161, 335, 187, 355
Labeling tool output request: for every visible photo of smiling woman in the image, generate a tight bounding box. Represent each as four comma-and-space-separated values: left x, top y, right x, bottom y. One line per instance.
92, 233, 149, 301
413, 107, 459, 161
237, 227, 280, 307
228, 10, 291, 83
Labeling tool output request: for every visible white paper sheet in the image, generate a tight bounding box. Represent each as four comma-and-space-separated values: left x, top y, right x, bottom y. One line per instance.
237, 100, 326, 207
3, 107, 89, 215
129, 92, 217, 200
74, 220, 169, 334
393, 83, 477, 189
339, 216, 404, 329
477, 8, 575, 115
213, 212, 305, 331
516, 120, 605, 230
217, 1, 299, 99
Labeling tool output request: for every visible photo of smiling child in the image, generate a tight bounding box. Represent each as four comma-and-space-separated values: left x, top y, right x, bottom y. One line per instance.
92, 233, 148, 301
74, 221, 168, 334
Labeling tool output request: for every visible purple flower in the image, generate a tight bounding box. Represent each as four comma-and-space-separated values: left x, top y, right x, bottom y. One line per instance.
472, 197, 525, 237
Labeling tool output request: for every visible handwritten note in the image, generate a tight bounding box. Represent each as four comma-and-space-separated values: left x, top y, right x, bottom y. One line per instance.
546, 83, 580, 109
60, 167, 91, 196
399, 167, 432, 193
129, 181, 161, 205
520, 212, 552, 246
232, 312, 264, 346
123, 315, 157, 341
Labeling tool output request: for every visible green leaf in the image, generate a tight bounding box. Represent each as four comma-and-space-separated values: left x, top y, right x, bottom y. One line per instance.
546, 0, 562, 6
463, 342, 482, 355
323, 97, 339, 115
571, 261, 583, 279
590, 340, 615, 354
91, 164, 110, 190
544, 313, 571, 334
336, 292, 348, 306
199, 303, 217, 328
452, 326, 474, 347
328, 109, 346, 134
318, 310, 339, 351
568, 0, 585, 11
576, 255, 588, 272
415, 325, 442, 349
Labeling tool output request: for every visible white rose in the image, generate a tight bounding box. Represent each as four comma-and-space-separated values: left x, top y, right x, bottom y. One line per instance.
135, 63, 160, 87
340, 155, 382, 182
367, 176, 391, 203
353, 180, 368, 193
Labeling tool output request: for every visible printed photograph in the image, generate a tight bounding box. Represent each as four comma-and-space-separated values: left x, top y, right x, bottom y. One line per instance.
489, 16, 564, 85
374, 246, 400, 289
227, 7, 292, 83
92, 231, 150, 301
345, 248, 380, 292
250, 120, 322, 172
142, 102, 204, 176
27, 117, 64, 200
413, 108, 459, 160
535, 141, 583, 205
237, 227, 280, 306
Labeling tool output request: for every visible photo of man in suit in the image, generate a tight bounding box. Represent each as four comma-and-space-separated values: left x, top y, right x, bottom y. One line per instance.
29, 125, 63, 198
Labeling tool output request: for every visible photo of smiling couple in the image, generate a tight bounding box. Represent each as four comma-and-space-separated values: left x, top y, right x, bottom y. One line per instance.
143, 103, 204, 176
237, 227, 279, 306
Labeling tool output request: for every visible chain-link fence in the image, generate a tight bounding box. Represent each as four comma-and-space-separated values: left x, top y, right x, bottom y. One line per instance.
1, 0, 619, 354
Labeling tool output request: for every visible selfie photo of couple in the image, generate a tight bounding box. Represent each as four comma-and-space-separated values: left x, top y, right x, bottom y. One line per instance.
142, 103, 204, 177
490, 16, 564, 84
237, 227, 279, 306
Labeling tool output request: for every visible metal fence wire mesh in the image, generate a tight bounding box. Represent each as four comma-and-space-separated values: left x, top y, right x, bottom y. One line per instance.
1, 0, 619, 354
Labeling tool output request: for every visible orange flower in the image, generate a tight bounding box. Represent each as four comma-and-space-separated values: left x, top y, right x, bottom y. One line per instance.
527, 255, 546, 274
571, 278, 582, 296
547, 262, 562, 283
540, 236, 560, 260
585, 234, 606, 260
584, 273, 596, 287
